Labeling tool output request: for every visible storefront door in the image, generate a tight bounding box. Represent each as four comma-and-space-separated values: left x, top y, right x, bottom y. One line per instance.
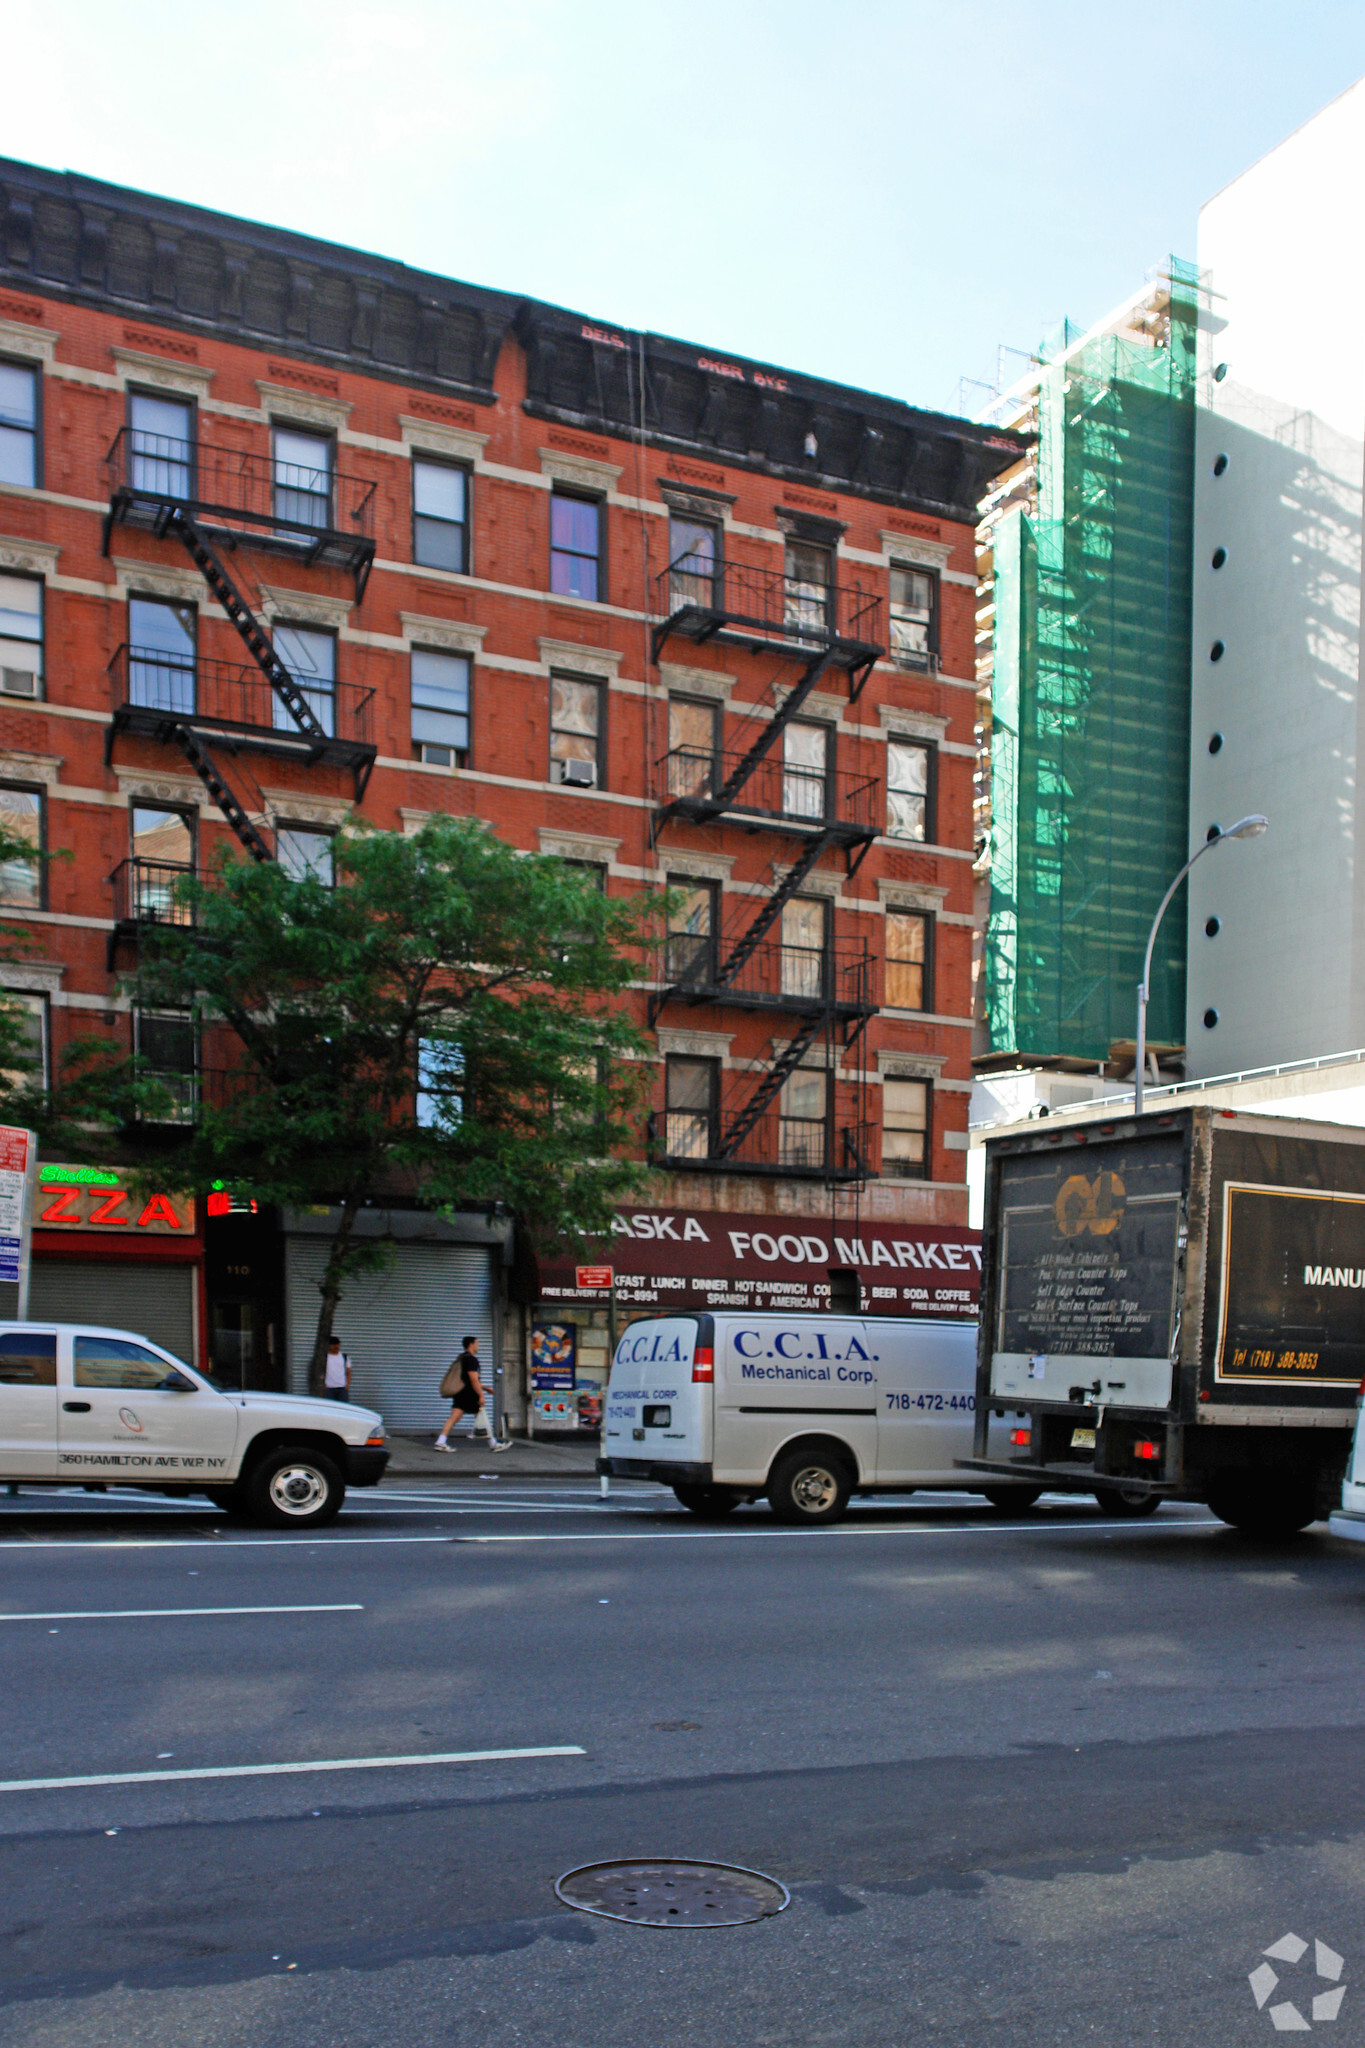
0, 1328, 59, 1477
57, 1332, 236, 1485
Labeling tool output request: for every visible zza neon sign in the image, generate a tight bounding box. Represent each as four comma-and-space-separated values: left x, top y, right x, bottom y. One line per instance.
37, 1165, 194, 1236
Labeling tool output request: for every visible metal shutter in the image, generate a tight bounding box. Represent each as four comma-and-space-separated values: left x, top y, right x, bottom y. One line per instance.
29, 1260, 197, 1364
285, 1238, 496, 1430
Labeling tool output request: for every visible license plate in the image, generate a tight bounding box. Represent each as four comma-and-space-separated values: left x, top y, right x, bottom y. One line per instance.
1070, 1427, 1096, 1450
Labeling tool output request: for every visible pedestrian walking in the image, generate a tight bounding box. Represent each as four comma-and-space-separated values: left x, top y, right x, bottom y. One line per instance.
434, 1335, 509, 1451
323, 1336, 352, 1403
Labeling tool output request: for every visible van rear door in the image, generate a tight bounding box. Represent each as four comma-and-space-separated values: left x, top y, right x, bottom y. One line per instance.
604, 1317, 711, 1471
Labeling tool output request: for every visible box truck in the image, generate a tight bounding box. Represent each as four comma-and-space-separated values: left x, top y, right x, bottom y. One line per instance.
962, 1107, 1364, 1535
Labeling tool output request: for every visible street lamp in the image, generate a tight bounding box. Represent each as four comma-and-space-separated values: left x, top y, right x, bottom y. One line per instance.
1134, 814, 1268, 1113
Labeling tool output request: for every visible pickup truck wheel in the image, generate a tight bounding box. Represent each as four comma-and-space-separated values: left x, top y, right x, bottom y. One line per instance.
1094, 1485, 1162, 1518
243, 1447, 345, 1529
673, 1483, 740, 1519
983, 1486, 1042, 1511
767, 1449, 853, 1527
1207, 1474, 1315, 1537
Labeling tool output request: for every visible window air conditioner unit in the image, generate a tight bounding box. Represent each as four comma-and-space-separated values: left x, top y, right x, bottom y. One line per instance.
558, 759, 597, 788
0, 669, 40, 699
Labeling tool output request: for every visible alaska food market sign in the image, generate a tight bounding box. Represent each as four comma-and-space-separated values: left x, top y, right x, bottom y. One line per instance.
536, 1210, 981, 1319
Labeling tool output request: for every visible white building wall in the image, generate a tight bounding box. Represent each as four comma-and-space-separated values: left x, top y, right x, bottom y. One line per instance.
1187, 77, 1365, 1076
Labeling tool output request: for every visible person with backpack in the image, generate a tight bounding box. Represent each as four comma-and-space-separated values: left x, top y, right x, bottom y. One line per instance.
434, 1335, 509, 1451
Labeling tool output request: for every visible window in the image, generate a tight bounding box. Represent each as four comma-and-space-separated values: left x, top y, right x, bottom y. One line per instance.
0, 786, 42, 909
781, 897, 826, 1001
885, 911, 930, 1010
74, 1334, 179, 1390
411, 648, 470, 767
785, 540, 831, 638
129, 391, 193, 499
666, 876, 717, 986
273, 426, 332, 529
412, 459, 468, 572
277, 826, 334, 884
135, 1010, 197, 1123
0, 1330, 56, 1386
889, 566, 937, 670
882, 1078, 929, 1179
416, 1037, 465, 1130
4, 992, 48, 1092
550, 492, 601, 601
0, 574, 42, 699
128, 596, 196, 716
131, 806, 195, 924
668, 515, 719, 610
779, 1068, 826, 1169
665, 1055, 717, 1160
0, 361, 38, 488
887, 740, 932, 841
667, 695, 719, 800
783, 720, 827, 821
550, 675, 603, 787
274, 624, 335, 738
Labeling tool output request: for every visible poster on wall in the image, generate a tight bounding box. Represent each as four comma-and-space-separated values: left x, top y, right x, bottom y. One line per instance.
531, 1321, 577, 1389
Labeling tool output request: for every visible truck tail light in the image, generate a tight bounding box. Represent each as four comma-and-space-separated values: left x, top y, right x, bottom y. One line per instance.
692, 1346, 714, 1383
1009, 1428, 1031, 1446
1134, 1440, 1160, 1460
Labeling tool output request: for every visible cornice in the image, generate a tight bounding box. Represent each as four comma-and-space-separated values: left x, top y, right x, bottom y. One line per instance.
539, 449, 623, 494
111, 345, 215, 396
537, 636, 622, 680
878, 1050, 947, 1081
256, 379, 353, 430
0, 316, 58, 365
879, 704, 951, 744
658, 661, 735, 703
400, 416, 489, 464
537, 827, 623, 864
878, 878, 949, 914
400, 612, 488, 656
881, 530, 954, 570
257, 583, 352, 630
0, 536, 60, 577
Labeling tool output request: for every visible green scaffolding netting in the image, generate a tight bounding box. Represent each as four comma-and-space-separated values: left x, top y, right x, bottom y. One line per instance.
987, 259, 1199, 1062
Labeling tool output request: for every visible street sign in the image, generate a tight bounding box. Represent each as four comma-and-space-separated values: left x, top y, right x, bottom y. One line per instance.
575, 1264, 613, 1290
0, 1128, 38, 1310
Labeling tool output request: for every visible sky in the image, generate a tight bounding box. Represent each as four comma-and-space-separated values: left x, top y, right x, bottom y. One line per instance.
7, 0, 1365, 416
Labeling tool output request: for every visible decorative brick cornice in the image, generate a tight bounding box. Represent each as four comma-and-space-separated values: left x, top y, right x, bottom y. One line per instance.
256, 379, 353, 430
0, 537, 60, 577
400, 613, 487, 656
111, 345, 214, 396
537, 637, 621, 680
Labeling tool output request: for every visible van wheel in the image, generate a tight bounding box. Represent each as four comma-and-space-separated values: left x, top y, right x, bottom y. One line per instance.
673, 1484, 740, 1519
983, 1486, 1042, 1511
242, 1447, 345, 1529
1207, 1474, 1316, 1537
1095, 1485, 1162, 1518
767, 1449, 853, 1527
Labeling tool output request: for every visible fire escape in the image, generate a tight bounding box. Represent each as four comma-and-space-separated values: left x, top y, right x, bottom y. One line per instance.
101, 425, 377, 869
650, 553, 884, 1181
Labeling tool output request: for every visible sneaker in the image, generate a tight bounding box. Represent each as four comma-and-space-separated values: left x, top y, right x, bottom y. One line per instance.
433, 1440, 451, 1452
490, 1440, 512, 1453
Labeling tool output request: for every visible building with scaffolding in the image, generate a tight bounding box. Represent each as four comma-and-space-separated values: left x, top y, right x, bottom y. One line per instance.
0, 158, 1020, 1428
975, 263, 1200, 1077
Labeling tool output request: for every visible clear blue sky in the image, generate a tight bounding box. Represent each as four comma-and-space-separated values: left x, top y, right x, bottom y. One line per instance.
9, 0, 1365, 414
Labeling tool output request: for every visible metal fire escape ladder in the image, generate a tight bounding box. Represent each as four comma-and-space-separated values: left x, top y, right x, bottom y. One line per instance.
710, 830, 839, 992
155, 506, 328, 741
709, 649, 837, 815
170, 727, 273, 865
714, 1013, 826, 1161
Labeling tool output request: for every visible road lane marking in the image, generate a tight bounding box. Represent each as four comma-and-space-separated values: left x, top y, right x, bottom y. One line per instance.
0, 1745, 586, 1794
0, 1604, 364, 1621
0, 1517, 1219, 1551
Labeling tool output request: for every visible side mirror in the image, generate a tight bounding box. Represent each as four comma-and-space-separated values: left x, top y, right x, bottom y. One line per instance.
159, 1371, 196, 1392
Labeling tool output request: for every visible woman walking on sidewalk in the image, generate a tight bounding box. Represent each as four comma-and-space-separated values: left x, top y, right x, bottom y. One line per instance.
435, 1336, 509, 1451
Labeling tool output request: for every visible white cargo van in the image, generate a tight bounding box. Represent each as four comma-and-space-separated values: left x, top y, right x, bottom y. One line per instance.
1329, 1401, 1365, 1545
600, 1310, 1040, 1524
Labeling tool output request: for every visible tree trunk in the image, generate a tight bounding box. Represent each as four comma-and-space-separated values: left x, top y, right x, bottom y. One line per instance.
307, 1190, 366, 1396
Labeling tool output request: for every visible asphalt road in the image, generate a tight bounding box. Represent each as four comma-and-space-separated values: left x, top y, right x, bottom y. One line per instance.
1, 1479, 1363, 2046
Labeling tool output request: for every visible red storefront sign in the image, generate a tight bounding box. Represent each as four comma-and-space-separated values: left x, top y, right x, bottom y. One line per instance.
537, 1209, 981, 1320
37, 1167, 196, 1235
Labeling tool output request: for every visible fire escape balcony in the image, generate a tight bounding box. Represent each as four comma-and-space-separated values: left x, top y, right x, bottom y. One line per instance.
651, 934, 874, 1029
650, 1086, 871, 1183
104, 428, 377, 596
107, 646, 375, 787
652, 558, 882, 671
655, 745, 880, 844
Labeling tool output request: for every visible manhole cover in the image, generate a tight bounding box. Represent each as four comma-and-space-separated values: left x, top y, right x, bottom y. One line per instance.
554, 1858, 789, 1928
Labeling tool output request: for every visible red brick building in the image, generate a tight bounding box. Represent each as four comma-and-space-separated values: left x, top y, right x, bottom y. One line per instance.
0, 160, 1020, 1427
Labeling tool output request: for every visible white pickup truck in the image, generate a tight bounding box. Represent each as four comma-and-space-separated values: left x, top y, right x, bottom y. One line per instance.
0, 1322, 388, 1527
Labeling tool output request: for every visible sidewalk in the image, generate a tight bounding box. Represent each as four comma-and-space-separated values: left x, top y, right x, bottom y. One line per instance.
382, 1431, 605, 1480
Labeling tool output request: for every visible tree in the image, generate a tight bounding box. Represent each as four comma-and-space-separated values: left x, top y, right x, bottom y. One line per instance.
0, 819, 63, 1131
128, 816, 655, 1389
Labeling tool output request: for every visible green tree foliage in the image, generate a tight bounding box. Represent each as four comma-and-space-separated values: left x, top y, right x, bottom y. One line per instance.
0, 819, 58, 1129
129, 817, 653, 1387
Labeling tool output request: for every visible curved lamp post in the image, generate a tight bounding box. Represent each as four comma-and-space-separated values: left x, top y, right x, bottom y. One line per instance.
1134, 814, 1268, 1114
